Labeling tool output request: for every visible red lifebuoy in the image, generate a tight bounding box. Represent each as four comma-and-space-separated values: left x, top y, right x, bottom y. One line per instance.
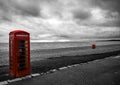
92, 44, 96, 49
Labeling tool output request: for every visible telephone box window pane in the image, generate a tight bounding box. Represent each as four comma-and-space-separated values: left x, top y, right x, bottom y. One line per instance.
19, 40, 25, 48
18, 40, 27, 71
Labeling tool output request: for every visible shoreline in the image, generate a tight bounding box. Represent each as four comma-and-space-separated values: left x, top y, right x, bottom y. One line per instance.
0, 50, 120, 81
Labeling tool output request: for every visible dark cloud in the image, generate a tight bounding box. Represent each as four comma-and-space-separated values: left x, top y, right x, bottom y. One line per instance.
73, 0, 120, 27
73, 10, 91, 20
0, 0, 41, 22
0, 0, 12, 21
0, 16, 12, 22
101, 19, 120, 27
12, 0, 40, 16
57, 34, 72, 39
0, 0, 9, 10
92, 0, 120, 14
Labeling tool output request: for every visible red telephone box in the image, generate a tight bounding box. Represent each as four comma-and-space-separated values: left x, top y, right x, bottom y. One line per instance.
9, 30, 30, 77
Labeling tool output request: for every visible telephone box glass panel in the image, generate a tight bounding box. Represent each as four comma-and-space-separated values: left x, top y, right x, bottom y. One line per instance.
18, 40, 28, 71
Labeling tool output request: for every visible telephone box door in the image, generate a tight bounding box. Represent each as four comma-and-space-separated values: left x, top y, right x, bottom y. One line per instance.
17, 39, 29, 75
16, 39, 30, 76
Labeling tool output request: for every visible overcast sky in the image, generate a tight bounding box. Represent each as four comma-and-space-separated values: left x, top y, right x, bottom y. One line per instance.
0, 0, 120, 42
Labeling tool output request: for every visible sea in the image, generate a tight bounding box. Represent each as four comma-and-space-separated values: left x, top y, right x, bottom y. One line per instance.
1, 39, 120, 51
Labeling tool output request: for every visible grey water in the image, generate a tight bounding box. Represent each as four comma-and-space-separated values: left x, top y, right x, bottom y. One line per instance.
0, 39, 120, 66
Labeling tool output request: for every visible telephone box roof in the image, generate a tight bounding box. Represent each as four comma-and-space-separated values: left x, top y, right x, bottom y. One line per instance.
9, 30, 29, 35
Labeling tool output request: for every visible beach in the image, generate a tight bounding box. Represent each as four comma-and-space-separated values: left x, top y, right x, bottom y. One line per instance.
0, 40, 120, 82
7, 54, 120, 85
